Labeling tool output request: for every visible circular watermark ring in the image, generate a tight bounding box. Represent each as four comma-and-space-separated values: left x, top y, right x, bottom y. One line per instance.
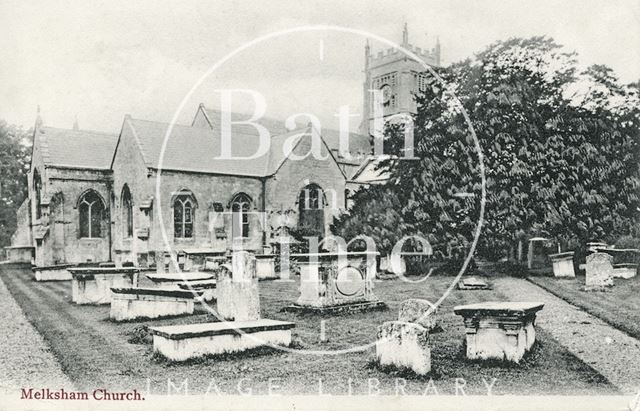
153, 24, 486, 356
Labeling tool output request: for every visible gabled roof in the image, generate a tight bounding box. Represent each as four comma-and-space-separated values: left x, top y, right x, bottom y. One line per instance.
349, 155, 391, 185
121, 116, 341, 178
36, 126, 118, 170
197, 105, 372, 158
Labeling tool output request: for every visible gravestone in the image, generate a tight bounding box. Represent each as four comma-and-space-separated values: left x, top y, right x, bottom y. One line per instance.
376, 321, 430, 375
584, 252, 614, 290
398, 299, 437, 331
216, 251, 260, 321
148, 250, 295, 361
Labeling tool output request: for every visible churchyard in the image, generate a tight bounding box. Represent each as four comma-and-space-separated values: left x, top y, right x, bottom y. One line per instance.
0, 261, 626, 396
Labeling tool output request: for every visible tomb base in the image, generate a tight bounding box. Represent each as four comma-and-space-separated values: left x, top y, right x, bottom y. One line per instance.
255, 254, 278, 280
69, 267, 139, 305
110, 287, 200, 321
454, 302, 544, 363
613, 263, 637, 279
376, 321, 431, 375
148, 319, 295, 362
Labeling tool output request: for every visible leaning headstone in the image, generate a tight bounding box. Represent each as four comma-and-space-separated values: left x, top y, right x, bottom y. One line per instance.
457, 276, 490, 290
216, 251, 260, 321
398, 299, 437, 331
376, 321, 430, 375
584, 252, 614, 291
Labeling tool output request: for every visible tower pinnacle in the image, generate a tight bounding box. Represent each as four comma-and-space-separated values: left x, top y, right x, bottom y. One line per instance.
402, 23, 409, 45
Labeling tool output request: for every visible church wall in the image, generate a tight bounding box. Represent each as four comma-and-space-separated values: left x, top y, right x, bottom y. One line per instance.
151, 171, 265, 254
265, 132, 346, 243
39, 167, 112, 265
111, 123, 155, 267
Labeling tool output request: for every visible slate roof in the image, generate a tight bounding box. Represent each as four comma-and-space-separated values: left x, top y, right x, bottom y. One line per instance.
122, 116, 339, 177
200, 106, 372, 158
349, 156, 391, 184
37, 126, 118, 170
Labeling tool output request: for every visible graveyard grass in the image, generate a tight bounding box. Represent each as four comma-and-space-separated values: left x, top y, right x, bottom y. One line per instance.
0, 265, 618, 396
528, 273, 640, 341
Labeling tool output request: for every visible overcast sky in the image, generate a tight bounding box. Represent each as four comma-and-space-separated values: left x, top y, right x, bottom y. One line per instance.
1, 0, 638, 133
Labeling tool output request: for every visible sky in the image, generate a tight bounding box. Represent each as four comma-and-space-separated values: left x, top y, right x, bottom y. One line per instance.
1, 0, 639, 133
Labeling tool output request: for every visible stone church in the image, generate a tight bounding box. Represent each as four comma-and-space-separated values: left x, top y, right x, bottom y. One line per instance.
7, 25, 441, 268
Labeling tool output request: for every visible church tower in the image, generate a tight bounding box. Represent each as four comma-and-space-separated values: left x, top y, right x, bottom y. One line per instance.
360, 23, 441, 137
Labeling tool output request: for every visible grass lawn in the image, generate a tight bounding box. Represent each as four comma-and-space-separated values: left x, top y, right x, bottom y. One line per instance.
0, 265, 618, 396
528, 274, 640, 341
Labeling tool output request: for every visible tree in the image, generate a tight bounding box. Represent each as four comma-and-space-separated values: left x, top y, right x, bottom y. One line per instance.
0, 121, 31, 248
337, 36, 640, 261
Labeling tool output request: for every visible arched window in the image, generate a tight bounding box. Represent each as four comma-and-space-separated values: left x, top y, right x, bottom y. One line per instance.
33, 170, 42, 219
174, 192, 195, 238
231, 193, 252, 239
121, 185, 133, 238
298, 184, 325, 238
78, 190, 105, 238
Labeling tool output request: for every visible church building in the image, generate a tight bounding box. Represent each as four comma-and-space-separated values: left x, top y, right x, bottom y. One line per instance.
8, 25, 441, 268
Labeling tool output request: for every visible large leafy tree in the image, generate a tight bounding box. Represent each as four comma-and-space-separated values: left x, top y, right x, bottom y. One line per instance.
336, 37, 640, 260
0, 121, 31, 248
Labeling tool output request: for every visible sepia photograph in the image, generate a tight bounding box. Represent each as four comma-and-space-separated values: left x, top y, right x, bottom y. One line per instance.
0, 1, 639, 410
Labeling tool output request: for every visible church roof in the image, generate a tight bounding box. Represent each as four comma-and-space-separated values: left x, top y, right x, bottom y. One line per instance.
199, 106, 372, 158
37, 126, 118, 170
121, 116, 335, 177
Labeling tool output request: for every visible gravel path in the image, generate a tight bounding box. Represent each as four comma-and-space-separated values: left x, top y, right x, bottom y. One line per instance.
0, 268, 73, 394
494, 276, 640, 395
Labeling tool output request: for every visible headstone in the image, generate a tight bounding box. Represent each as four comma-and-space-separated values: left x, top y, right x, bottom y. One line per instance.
454, 301, 544, 363
398, 299, 437, 331
376, 321, 430, 375
216, 251, 261, 321
549, 252, 575, 278
457, 276, 490, 290
585, 252, 614, 290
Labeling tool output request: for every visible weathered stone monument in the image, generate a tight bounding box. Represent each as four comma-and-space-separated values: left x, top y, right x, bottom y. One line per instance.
398, 298, 438, 331
33, 264, 73, 281
148, 250, 295, 361
454, 301, 544, 363
375, 299, 437, 375
584, 252, 614, 290
255, 253, 278, 280
376, 321, 431, 375
216, 250, 261, 321
284, 251, 386, 314
146, 271, 215, 289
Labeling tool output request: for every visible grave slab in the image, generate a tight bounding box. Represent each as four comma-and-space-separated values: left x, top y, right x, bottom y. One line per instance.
146, 272, 215, 289
69, 267, 139, 305
454, 301, 544, 363
177, 279, 217, 302
148, 319, 295, 361
110, 287, 201, 321
32, 264, 73, 281
376, 321, 430, 375
457, 276, 491, 290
